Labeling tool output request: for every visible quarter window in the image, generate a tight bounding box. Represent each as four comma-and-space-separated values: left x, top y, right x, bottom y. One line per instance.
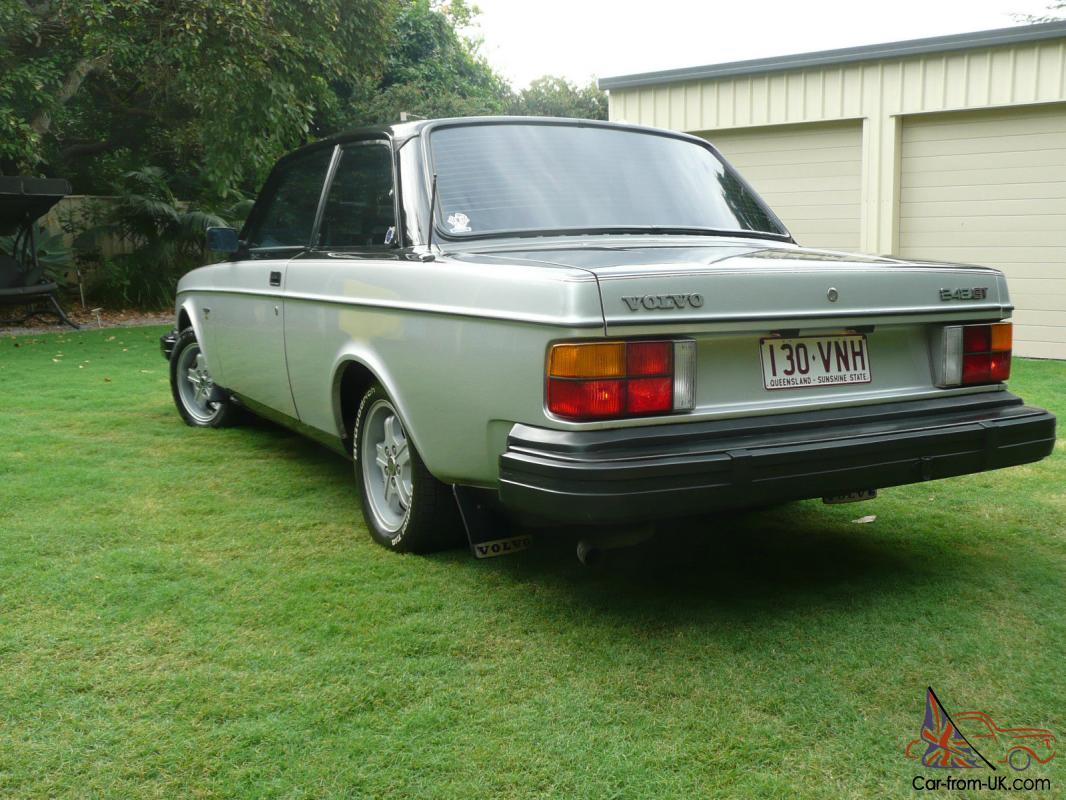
247, 147, 333, 249
316, 142, 396, 248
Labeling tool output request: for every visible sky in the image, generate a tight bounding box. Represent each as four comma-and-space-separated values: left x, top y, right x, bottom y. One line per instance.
470, 0, 1059, 88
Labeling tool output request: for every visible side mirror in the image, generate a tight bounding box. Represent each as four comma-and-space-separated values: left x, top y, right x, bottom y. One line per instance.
206, 226, 240, 254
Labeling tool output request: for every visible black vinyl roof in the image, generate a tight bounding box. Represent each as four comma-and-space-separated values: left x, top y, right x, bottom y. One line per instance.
281, 116, 706, 161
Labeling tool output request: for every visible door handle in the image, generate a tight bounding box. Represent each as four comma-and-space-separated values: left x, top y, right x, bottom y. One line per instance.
269, 270, 281, 287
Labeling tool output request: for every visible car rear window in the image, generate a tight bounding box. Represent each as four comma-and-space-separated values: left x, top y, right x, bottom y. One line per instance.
428, 123, 786, 239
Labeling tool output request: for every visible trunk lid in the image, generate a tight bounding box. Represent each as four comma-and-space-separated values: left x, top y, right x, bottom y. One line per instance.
451, 238, 1013, 421
451, 238, 1010, 333
556, 241, 1007, 335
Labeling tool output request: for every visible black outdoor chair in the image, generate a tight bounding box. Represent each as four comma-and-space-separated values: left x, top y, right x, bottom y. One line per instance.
0, 176, 78, 329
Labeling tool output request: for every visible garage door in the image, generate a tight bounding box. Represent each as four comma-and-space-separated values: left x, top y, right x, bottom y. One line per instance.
899, 105, 1066, 360
704, 121, 863, 252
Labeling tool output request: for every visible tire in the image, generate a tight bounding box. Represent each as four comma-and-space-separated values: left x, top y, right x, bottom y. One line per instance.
353, 382, 462, 553
169, 327, 241, 428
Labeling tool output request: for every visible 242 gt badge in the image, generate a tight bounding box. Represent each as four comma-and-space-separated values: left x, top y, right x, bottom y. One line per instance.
940, 287, 989, 301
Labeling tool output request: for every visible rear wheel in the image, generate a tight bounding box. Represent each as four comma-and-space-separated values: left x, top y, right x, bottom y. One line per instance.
354, 382, 462, 552
169, 327, 241, 428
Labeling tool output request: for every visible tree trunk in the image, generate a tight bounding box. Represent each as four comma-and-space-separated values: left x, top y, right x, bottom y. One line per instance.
59, 140, 115, 160
30, 54, 108, 137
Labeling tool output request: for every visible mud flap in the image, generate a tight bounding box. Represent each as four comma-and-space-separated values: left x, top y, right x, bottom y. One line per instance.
823, 489, 877, 504
452, 486, 532, 558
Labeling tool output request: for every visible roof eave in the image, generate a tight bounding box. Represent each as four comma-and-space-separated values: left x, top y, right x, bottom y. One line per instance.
598, 20, 1066, 91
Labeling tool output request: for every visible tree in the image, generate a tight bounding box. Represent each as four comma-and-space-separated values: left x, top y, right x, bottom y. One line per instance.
0, 0, 396, 200
342, 5, 609, 126
510, 76, 608, 121
345, 0, 513, 126
1018, 1, 1065, 21
0, 0, 609, 201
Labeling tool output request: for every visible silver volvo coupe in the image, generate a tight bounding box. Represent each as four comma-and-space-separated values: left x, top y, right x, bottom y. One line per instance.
162, 117, 1056, 556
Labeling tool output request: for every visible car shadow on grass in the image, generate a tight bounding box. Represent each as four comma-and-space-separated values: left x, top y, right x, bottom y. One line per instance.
237, 413, 352, 464
235, 414, 1000, 622
428, 505, 980, 627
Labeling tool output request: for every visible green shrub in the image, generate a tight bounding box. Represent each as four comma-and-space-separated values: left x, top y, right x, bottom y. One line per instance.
0, 226, 73, 287
80, 168, 246, 309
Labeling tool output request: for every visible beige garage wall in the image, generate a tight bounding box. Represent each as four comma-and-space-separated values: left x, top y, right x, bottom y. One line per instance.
899, 103, 1066, 359
702, 121, 863, 252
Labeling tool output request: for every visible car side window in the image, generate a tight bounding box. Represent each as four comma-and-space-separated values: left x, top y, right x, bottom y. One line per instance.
246, 148, 334, 250
316, 142, 396, 249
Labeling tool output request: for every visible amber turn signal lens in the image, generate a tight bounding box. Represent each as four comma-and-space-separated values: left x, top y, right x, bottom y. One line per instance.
990, 322, 1012, 352
549, 342, 626, 378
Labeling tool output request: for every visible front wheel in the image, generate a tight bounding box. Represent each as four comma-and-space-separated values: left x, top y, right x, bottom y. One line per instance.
169, 327, 241, 428
353, 383, 461, 552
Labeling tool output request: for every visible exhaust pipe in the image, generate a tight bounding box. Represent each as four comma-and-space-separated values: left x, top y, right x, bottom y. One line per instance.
576, 525, 655, 566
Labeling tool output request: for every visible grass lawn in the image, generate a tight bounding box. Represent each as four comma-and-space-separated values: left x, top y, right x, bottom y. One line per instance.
1, 325, 1063, 799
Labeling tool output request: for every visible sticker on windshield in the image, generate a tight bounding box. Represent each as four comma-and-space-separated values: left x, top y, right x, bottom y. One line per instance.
447, 212, 471, 233
384, 225, 396, 245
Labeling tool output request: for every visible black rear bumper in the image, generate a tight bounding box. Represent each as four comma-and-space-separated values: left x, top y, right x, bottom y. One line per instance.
498, 392, 1056, 524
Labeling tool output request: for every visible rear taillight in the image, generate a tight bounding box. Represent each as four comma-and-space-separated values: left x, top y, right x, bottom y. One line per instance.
547, 340, 696, 420
934, 322, 1012, 387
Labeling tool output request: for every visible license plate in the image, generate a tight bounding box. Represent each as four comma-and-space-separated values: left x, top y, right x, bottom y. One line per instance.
760, 334, 872, 390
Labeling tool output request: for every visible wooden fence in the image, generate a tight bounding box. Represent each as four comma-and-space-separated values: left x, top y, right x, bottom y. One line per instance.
38, 195, 132, 258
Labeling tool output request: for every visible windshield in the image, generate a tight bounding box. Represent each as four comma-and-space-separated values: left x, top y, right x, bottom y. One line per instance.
427, 122, 788, 239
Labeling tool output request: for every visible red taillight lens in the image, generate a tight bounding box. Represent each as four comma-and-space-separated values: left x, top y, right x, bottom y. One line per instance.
989, 351, 1011, 382
627, 341, 672, 376
962, 322, 1011, 385
962, 325, 991, 353
547, 379, 624, 419
935, 322, 1012, 387
962, 352, 992, 384
547, 340, 693, 420
626, 377, 673, 413
962, 351, 1012, 383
